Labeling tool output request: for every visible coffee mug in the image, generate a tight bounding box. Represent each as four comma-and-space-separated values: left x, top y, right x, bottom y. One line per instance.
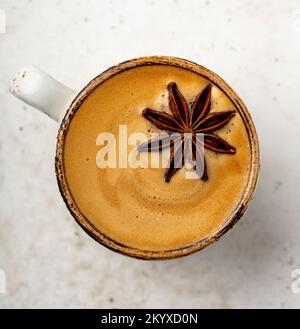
9, 56, 260, 259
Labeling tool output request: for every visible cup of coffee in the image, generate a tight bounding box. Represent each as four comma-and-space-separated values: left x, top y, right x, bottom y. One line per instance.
10, 56, 259, 259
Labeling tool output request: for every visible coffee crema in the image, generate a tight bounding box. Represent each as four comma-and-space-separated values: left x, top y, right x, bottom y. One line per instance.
63, 64, 251, 252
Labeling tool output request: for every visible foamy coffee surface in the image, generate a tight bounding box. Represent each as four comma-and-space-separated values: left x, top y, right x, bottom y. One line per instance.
64, 65, 250, 251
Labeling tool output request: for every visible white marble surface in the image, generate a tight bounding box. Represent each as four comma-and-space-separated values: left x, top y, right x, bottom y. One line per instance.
1, 0, 300, 308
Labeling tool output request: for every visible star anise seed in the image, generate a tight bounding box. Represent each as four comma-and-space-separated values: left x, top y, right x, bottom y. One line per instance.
137, 82, 236, 182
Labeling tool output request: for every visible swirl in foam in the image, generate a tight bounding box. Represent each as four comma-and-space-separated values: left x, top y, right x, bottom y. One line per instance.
63, 64, 250, 251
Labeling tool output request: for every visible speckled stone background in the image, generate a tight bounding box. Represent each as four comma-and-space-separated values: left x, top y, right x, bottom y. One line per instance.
1, 0, 300, 308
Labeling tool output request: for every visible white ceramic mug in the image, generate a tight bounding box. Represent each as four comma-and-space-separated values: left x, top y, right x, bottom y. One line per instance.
9, 66, 76, 122
9, 57, 260, 259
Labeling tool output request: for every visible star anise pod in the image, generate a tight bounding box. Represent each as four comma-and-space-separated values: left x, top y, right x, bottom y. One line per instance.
137, 82, 236, 182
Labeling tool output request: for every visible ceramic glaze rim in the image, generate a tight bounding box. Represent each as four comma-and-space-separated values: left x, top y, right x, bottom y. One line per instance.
55, 56, 260, 260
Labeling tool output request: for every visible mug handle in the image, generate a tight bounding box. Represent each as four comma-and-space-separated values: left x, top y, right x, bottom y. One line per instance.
9, 66, 77, 123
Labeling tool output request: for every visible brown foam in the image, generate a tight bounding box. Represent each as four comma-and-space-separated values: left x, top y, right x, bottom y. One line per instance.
63, 64, 250, 251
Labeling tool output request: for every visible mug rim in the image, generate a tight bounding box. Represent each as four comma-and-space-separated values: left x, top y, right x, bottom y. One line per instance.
55, 56, 260, 260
